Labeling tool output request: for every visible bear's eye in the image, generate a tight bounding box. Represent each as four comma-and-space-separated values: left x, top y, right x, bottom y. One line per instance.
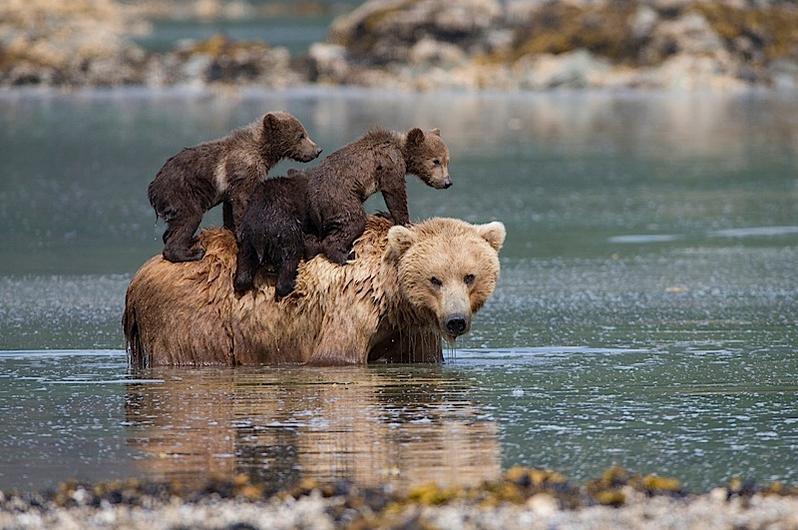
432, 159, 441, 166
298, 133, 306, 140
464, 274, 475, 286
429, 277, 443, 287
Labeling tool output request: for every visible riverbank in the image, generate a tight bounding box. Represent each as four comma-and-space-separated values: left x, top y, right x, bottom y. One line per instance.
2, 0, 798, 90
2, 468, 797, 529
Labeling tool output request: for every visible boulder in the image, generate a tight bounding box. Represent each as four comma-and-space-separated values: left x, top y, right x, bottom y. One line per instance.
328, 0, 502, 64
514, 50, 612, 89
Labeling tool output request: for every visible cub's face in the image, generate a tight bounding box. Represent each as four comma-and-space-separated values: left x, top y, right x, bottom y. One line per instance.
404, 128, 452, 189
263, 111, 323, 163
387, 219, 505, 342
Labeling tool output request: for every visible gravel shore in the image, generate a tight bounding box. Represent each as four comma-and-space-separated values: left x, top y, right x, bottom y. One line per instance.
3, 491, 798, 530
2, 468, 797, 529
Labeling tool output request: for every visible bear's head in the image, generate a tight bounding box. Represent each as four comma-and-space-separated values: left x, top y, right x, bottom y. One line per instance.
403, 128, 452, 190
262, 111, 323, 163
386, 219, 505, 342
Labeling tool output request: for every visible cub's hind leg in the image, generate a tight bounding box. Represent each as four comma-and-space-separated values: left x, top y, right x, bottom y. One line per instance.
234, 237, 259, 294
274, 228, 305, 301
162, 209, 205, 263
320, 210, 366, 265
274, 254, 301, 301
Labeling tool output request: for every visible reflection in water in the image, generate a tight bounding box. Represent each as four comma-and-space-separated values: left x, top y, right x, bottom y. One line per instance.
124, 367, 500, 489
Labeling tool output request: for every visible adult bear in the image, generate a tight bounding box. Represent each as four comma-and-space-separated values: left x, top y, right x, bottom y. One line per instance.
123, 215, 505, 366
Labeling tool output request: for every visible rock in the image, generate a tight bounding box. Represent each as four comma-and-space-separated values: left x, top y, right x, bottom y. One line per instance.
328, 0, 502, 63
409, 38, 467, 67
0, 0, 149, 86
513, 50, 612, 89
643, 12, 724, 63
630, 5, 659, 39
307, 43, 350, 83
649, 52, 746, 90
527, 493, 558, 517
769, 58, 798, 89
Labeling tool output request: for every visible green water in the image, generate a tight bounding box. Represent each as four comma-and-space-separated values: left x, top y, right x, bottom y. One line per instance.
135, 15, 335, 55
0, 88, 796, 492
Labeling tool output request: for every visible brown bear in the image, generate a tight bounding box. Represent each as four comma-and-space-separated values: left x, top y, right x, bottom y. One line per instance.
304, 127, 453, 265
123, 215, 505, 366
147, 111, 321, 263
233, 169, 322, 298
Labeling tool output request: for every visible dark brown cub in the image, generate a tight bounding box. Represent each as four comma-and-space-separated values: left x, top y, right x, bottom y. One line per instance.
147, 111, 321, 263
305, 127, 452, 265
234, 170, 321, 299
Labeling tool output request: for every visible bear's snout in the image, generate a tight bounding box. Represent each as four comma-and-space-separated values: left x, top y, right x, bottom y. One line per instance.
444, 314, 468, 337
442, 177, 452, 189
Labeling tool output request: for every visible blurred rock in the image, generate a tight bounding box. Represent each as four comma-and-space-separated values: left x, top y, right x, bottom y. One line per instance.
329, 0, 502, 64
514, 50, 611, 89
643, 12, 724, 63
307, 42, 349, 83
2, 0, 798, 91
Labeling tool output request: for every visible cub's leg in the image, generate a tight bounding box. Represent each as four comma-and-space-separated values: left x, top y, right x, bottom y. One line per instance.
274, 254, 301, 301
222, 201, 234, 232
234, 237, 259, 294
162, 209, 205, 263
274, 229, 304, 301
303, 233, 322, 260
320, 210, 366, 265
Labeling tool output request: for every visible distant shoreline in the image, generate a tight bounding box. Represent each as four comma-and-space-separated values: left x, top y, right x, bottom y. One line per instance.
1, 83, 794, 99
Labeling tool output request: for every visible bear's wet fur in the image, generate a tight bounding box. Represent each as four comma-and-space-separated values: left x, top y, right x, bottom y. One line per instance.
234, 169, 321, 299
147, 111, 321, 263
123, 216, 505, 366
302, 127, 453, 265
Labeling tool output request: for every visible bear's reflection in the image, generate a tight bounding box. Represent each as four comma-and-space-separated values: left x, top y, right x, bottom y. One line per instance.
124, 366, 500, 489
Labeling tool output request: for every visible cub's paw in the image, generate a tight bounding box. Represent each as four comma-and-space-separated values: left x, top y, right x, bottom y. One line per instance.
325, 250, 350, 266
163, 246, 205, 263
233, 275, 253, 295
347, 249, 357, 262
274, 284, 296, 301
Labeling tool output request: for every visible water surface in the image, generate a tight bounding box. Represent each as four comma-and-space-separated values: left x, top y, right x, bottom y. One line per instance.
0, 88, 796, 492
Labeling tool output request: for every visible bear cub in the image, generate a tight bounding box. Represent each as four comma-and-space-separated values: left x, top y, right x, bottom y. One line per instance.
307, 127, 452, 264
234, 127, 452, 298
234, 169, 321, 299
148, 111, 321, 263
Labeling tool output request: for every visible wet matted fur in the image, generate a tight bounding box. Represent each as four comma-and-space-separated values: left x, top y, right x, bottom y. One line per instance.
123, 215, 505, 367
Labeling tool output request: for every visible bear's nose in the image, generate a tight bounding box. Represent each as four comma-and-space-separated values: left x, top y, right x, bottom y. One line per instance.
445, 315, 467, 336
442, 177, 452, 189
315, 147, 323, 156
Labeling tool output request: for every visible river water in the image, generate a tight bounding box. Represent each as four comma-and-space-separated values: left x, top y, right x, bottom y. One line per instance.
0, 88, 796, 492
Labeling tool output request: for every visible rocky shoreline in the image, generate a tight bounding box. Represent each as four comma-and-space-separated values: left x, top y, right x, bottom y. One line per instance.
2, 0, 798, 91
2, 468, 798, 529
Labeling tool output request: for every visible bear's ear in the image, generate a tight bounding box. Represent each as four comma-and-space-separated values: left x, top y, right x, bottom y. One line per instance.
476, 221, 506, 252
407, 128, 424, 146
263, 112, 280, 132
430, 128, 441, 137
387, 225, 416, 259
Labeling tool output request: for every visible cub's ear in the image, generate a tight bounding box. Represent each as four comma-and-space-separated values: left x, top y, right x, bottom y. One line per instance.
430, 128, 441, 136
476, 221, 506, 252
263, 112, 280, 132
407, 128, 424, 146
387, 225, 416, 259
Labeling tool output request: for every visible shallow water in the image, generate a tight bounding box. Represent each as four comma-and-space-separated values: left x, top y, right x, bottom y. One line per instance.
0, 88, 796, 492
136, 15, 335, 55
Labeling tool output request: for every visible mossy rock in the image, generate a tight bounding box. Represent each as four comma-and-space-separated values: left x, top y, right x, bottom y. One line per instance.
506, 2, 642, 65
695, 3, 798, 63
